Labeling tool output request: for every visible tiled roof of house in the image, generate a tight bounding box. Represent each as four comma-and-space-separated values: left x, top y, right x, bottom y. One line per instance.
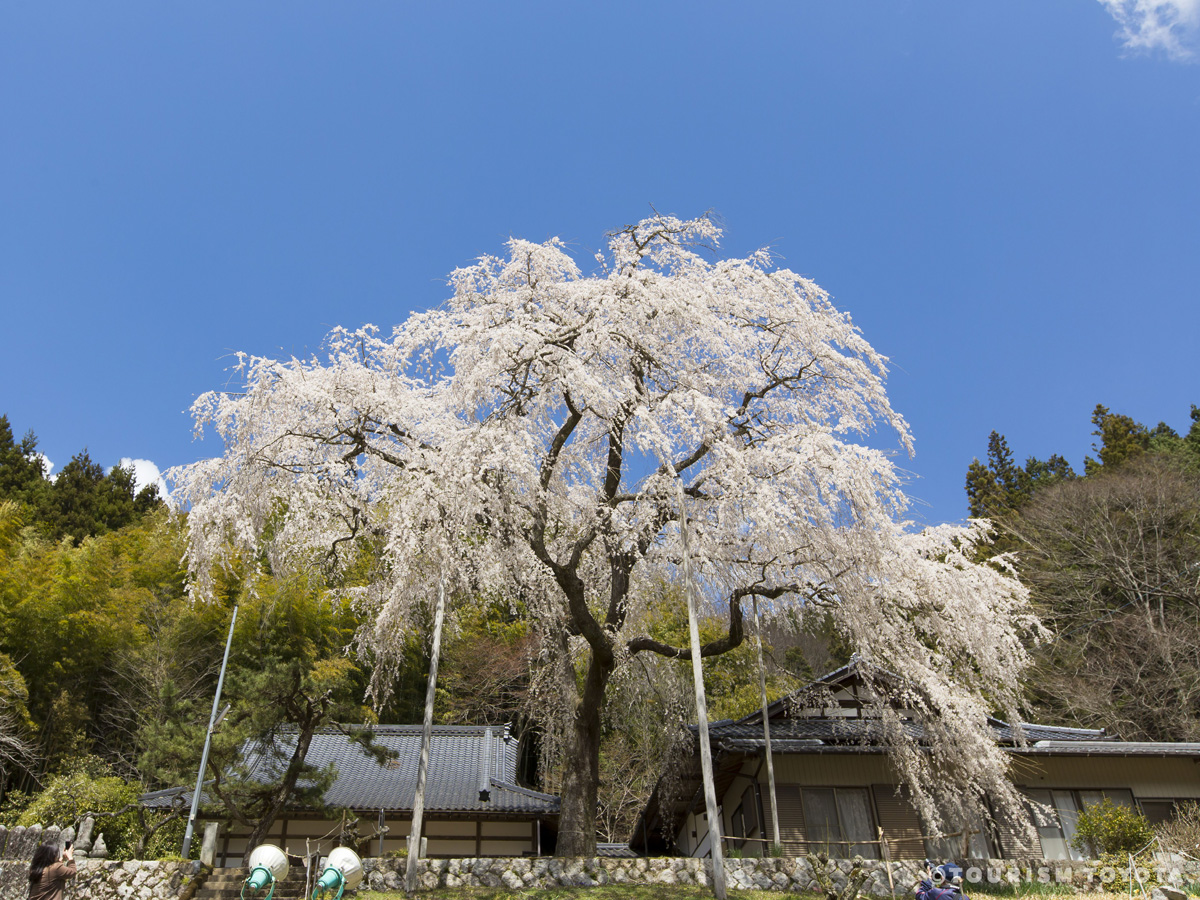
143, 724, 559, 816
703, 658, 1115, 752
696, 715, 1112, 752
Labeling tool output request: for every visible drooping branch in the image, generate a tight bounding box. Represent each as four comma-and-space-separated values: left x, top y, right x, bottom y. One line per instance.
627, 585, 746, 659
626, 583, 820, 659
539, 393, 584, 493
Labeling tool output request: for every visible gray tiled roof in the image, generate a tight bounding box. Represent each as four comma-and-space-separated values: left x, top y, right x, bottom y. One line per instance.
1012, 740, 1200, 757
144, 724, 559, 816
699, 658, 1113, 752
698, 716, 1110, 750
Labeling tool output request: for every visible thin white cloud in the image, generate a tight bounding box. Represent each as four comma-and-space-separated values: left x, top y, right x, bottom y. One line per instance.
117, 457, 172, 504
1098, 0, 1200, 61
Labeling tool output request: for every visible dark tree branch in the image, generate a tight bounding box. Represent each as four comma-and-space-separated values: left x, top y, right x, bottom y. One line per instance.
626, 584, 807, 659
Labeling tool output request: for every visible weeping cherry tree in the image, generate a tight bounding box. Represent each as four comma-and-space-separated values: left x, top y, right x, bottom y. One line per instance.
170, 213, 1038, 856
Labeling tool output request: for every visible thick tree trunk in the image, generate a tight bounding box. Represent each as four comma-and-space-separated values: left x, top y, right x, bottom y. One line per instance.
554, 652, 612, 857
240, 724, 319, 859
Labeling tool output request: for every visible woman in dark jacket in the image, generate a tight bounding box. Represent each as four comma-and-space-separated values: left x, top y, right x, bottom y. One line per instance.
28, 841, 75, 900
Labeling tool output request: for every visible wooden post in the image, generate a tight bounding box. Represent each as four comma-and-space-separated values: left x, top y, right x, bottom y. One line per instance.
677, 478, 727, 900
405, 575, 447, 894
752, 595, 781, 857
879, 826, 895, 900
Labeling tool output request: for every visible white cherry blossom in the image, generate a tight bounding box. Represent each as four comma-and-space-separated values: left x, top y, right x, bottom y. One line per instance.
169, 213, 1036, 854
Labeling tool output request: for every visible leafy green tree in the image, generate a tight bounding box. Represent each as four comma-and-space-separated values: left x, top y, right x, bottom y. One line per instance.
41, 451, 161, 544
0, 417, 50, 512
0, 509, 186, 775
0, 415, 164, 543
13, 755, 143, 858
1084, 404, 1151, 474
1144, 405, 1200, 470
1187, 405, 1200, 462
965, 432, 1022, 518
965, 431, 1074, 520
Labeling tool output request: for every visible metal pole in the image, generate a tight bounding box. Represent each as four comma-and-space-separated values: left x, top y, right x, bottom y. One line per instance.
752, 596, 781, 855
181, 604, 238, 858
405, 576, 446, 894
676, 478, 727, 900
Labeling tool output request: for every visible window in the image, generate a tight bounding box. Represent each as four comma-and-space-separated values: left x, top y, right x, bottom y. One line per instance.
800, 788, 879, 859
1021, 788, 1136, 860
729, 801, 745, 849
742, 784, 760, 838
922, 809, 994, 860
728, 786, 765, 854
1139, 800, 1179, 827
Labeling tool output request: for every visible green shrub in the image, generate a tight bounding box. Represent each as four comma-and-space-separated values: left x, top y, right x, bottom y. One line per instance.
1091, 851, 1166, 888
0, 789, 33, 826
1070, 799, 1154, 856
17, 755, 142, 859
141, 816, 188, 860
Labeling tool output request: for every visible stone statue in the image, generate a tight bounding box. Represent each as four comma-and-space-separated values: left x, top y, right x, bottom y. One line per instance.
75, 816, 95, 858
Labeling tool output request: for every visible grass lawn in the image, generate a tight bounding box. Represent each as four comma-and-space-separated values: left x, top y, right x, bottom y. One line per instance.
359, 890, 809, 900
357, 887, 1196, 900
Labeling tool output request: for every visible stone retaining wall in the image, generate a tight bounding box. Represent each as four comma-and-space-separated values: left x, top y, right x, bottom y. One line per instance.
0, 820, 110, 861
0, 825, 72, 860
365, 855, 1200, 895
0, 852, 1196, 898
0, 860, 203, 900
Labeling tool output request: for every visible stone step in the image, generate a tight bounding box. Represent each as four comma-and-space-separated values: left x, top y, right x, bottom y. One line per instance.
197, 893, 313, 897
196, 892, 312, 899
196, 868, 318, 900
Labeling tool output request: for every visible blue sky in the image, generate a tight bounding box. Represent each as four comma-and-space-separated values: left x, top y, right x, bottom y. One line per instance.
2, 2, 1197, 526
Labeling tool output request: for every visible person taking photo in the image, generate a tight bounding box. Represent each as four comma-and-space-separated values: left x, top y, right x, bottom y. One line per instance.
28, 841, 75, 900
